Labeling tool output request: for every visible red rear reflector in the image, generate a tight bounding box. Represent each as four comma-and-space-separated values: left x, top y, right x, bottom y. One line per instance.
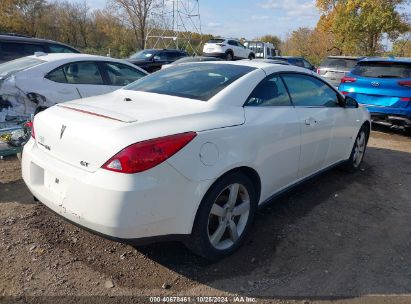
398, 81, 411, 87
341, 91, 349, 95
102, 132, 197, 174
400, 97, 411, 102
341, 76, 357, 83
25, 121, 35, 139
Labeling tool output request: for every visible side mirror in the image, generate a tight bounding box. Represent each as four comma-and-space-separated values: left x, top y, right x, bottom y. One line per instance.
345, 96, 359, 108
339, 95, 358, 108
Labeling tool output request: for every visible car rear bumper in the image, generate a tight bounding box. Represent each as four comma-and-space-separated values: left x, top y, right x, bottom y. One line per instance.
22, 139, 211, 240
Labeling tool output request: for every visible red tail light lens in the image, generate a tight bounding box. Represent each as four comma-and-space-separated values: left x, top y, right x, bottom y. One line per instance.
25, 121, 35, 139
399, 97, 411, 102
341, 76, 357, 83
398, 81, 411, 87
341, 91, 349, 95
316, 68, 320, 74
102, 132, 197, 174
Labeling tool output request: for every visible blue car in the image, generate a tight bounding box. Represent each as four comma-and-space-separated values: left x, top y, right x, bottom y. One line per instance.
338, 57, 411, 131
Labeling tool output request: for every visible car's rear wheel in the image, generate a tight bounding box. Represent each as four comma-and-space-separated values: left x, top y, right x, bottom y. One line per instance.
248, 53, 255, 60
226, 52, 233, 61
186, 172, 257, 260
343, 125, 369, 172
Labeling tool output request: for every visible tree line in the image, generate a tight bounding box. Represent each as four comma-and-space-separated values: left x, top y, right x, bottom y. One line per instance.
0, 0, 409, 64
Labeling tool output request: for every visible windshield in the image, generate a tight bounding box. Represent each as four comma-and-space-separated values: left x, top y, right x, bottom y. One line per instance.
0, 57, 45, 79
125, 63, 255, 101
321, 58, 358, 69
351, 61, 411, 78
129, 50, 155, 60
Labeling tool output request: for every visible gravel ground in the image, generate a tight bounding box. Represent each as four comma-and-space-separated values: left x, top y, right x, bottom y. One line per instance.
1, 126, 411, 304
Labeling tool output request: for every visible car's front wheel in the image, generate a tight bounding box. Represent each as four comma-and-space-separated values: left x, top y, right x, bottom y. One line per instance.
186, 172, 257, 260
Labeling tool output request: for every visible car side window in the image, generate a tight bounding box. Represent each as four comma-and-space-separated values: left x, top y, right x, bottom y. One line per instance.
103, 62, 146, 86
0, 42, 45, 62
302, 60, 312, 69
281, 73, 339, 107
245, 74, 292, 107
48, 44, 76, 53
228, 40, 236, 46
61, 62, 104, 85
45, 67, 67, 83
155, 51, 168, 61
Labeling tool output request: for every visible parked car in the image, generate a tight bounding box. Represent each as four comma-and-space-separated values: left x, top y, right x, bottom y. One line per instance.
317, 56, 364, 87
0, 53, 147, 122
338, 57, 411, 131
22, 61, 370, 260
244, 41, 279, 59
0, 33, 80, 64
203, 38, 255, 60
273, 56, 316, 71
127, 49, 188, 73
161, 56, 223, 69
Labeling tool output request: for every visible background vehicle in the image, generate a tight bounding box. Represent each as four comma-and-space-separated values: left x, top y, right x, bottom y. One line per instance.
127, 49, 188, 73
202, 38, 255, 60
339, 57, 411, 131
0, 53, 147, 122
161, 56, 223, 69
273, 56, 316, 71
0, 33, 80, 63
317, 56, 364, 87
23, 61, 370, 260
244, 41, 279, 59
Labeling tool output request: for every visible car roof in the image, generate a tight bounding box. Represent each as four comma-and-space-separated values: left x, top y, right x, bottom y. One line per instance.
27, 53, 126, 62
359, 57, 411, 64
327, 56, 363, 60
0, 34, 79, 50
198, 59, 311, 74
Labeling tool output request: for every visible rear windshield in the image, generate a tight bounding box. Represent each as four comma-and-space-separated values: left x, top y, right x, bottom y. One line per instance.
207, 39, 225, 43
320, 58, 358, 68
351, 61, 411, 78
0, 57, 44, 79
125, 63, 255, 101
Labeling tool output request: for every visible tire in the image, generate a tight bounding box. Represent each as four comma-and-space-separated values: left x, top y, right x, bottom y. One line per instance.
186, 172, 257, 261
226, 52, 234, 61
248, 53, 255, 60
343, 124, 370, 172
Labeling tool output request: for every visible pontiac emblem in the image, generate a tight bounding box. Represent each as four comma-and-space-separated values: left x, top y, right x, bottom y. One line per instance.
60, 125, 67, 139
371, 81, 380, 87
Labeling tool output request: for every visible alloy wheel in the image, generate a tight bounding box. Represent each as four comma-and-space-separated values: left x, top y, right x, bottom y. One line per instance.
207, 183, 250, 250
353, 130, 366, 168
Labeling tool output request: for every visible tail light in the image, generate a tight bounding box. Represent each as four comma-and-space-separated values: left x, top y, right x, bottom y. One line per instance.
341, 76, 357, 83
25, 121, 35, 139
399, 97, 411, 102
398, 81, 411, 87
102, 132, 197, 174
341, 91, 349, 95
316, 68, 321, 74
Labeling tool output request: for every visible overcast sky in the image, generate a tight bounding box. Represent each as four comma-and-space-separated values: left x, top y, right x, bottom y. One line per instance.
80, 0, 321, 40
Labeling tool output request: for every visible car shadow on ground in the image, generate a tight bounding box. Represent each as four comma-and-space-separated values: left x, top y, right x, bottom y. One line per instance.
132, 146, 411, 299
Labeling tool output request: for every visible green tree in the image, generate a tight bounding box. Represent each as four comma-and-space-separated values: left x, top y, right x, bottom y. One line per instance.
316, 0, 410, 56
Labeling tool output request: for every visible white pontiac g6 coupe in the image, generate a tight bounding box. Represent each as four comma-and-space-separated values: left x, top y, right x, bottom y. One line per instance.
22, 61, 371, 260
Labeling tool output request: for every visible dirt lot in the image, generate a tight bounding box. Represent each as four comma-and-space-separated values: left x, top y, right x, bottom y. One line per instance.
1, 126, 411, 304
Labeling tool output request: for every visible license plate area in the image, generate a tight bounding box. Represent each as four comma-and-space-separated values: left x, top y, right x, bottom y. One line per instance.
44, 171, 67, 201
